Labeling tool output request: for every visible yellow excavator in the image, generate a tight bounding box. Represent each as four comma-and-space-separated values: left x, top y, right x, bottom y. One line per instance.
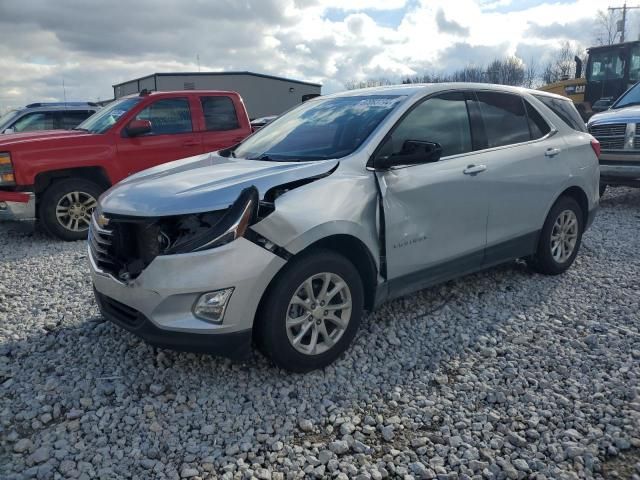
539, 40, 640, 119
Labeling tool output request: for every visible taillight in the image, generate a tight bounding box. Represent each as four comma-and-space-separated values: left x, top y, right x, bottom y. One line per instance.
590, 139, 601, 159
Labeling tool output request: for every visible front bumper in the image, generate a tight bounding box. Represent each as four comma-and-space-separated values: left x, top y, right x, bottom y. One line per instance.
90, 237, 287, 357
599, 161, 640, 184
0, 191, 35, 221
95, 290, 253, 359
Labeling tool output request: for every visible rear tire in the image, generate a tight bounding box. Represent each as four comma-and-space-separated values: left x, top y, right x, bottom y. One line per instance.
256, 249, 364, 372
39, 178, 104, 241
528, 196, 584, 275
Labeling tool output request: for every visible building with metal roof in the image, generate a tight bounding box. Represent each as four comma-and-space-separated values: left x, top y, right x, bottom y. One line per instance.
112, 71, 322, 119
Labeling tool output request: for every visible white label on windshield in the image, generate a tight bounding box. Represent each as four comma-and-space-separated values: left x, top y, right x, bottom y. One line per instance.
356, 98, 403, 108
110, 110, 127, 118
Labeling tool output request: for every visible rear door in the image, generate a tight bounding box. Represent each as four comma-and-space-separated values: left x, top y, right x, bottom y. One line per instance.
116, 97, 203, 176
376, 91, 489, 290
471, 91, 568, 262
199, 95, 249, 153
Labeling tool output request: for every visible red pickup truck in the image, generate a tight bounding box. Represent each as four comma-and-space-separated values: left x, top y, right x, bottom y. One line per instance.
0, 90, 252, 240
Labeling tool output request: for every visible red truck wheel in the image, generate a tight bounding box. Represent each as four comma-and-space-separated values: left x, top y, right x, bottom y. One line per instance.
39, 178, 104, 241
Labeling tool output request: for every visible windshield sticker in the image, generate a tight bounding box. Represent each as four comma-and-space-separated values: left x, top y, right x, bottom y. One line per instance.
355, 98, 403, 108
110, 110, 127, 118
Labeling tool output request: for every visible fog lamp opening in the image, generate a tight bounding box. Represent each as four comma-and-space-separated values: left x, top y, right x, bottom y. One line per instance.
193, 288, 234, 323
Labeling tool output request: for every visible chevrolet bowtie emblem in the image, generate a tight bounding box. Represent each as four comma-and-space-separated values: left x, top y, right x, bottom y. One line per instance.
97, 214, 110, 228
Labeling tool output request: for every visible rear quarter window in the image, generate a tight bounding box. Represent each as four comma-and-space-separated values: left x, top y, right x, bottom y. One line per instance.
533, 95, 587, 132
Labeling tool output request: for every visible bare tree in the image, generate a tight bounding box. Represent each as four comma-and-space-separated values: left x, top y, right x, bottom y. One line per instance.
542, 41, 583, 84
594, 9, 619, 46
523, 57, 539, 88
485, 57, 525, 86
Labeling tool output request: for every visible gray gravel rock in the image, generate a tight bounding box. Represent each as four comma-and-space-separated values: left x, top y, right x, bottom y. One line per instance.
1, 188, 640, 479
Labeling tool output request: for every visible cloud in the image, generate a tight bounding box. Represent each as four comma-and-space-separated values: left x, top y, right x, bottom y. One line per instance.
0, 0, 622, 111
435, 8, 470, 36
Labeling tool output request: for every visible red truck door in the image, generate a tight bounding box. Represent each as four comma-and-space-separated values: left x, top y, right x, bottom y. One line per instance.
198, 95, 250, 153
116, 97, 204, 176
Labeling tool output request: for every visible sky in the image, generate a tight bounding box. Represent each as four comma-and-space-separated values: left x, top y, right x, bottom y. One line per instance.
0, 0, 637, 111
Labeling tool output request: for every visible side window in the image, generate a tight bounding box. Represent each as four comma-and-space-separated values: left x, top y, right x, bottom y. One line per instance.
533, 95, 587, 132
60, 110, 94, 130
525, 101, 551, 139
200, 96, 240, 131
378, 92, 472, 159
135, 98, 192, 135
476, 92, 531, 147
11, 112, 56, 132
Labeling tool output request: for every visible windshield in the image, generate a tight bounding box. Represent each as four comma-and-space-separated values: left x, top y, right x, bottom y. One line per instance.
233, 95, 405, 161
0, 109, 18, 129
612, 82, 640, 109
587, 49, 625, 82
76, 97, 142, 134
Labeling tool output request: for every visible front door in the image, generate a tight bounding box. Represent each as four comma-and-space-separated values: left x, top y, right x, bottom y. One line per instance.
116, 97, 203, 177
375, 92, 489, 293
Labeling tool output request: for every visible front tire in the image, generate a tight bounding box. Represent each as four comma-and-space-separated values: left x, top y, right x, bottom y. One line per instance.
39, 178, 104, 241
528, 196, 584, 275
256, 250, 364, 372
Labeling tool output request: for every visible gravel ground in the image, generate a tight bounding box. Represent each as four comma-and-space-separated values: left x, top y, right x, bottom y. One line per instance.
1, 187, 639, 480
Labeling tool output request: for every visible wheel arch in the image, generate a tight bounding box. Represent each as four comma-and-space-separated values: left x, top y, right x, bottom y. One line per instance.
34, 167, 112, 195
554, 185, 589, 227
253, 233, 379, 346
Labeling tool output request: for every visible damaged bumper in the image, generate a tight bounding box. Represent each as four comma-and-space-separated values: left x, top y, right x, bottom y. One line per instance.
90, 237, 286, 358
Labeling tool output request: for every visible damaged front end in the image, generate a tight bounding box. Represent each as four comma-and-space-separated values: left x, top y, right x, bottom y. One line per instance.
89, 165, 338, 283
90, 187, 261, 282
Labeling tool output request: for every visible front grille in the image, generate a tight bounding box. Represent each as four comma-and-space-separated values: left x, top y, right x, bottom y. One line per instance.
89, 215, 115, 274
88, 213, 161, 281
598, 138, 626, 150
589, 123, 626, 137
96, 291, 144, 329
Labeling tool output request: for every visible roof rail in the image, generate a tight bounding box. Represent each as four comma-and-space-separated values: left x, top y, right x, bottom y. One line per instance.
24, 102, 98, 108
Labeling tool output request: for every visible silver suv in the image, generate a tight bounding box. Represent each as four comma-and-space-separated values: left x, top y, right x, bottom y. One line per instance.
0, 102, 98, 134
89, 84, 600, 372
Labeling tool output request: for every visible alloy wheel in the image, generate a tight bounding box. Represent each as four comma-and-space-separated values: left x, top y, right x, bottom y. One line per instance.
550, 209, 578, 263
285, 272, 352, 355
55, 191, 97, 232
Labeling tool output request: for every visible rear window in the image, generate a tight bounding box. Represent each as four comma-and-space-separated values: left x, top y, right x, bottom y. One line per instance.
200, 96, 240, 131
533, 95, 587, 132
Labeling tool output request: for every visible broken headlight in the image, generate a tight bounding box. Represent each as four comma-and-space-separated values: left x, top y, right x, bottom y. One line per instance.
164, 186, 259, 254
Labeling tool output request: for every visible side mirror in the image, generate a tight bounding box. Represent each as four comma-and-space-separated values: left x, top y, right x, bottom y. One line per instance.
376, 140, 442, 169
126, 119, 152, 137
3, 128, 14, 134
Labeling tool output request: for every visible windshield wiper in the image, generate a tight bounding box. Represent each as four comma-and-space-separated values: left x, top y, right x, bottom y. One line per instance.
72, 127, 89, 132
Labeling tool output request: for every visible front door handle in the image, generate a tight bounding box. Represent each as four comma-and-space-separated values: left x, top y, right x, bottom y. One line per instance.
545, 147, 561, 157
463, 164, 487, 175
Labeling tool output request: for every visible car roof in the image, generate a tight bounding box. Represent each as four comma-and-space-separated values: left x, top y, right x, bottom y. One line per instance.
323, 82, 569, 101
122, 90, 239, 100
17, 104, 98, 112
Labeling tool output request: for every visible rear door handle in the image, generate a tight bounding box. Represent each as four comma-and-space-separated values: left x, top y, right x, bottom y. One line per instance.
463, 164, 487, 175
545, 147, 561, 157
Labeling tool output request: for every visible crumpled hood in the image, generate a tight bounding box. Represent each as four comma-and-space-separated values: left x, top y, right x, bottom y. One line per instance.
589, 105, 640, 126
100, 152, 339, 217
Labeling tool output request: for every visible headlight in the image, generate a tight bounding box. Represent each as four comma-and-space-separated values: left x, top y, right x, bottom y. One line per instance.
0, 152, 15, 186
166, 186, 259, 254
